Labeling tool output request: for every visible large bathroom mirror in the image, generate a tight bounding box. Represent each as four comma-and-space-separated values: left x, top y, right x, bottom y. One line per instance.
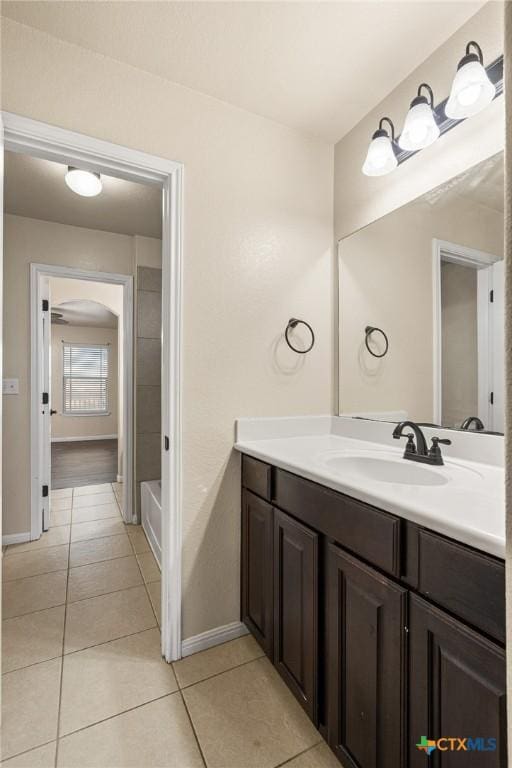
338, 151, 504, 434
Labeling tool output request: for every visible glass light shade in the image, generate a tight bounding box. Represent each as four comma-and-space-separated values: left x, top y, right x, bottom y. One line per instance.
362, 135, 397, 177
65, 168, 102, 197
398, 101, 439, 151
445, 59, 495, 119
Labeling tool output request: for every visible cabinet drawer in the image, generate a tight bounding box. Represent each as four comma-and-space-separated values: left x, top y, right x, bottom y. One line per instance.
418, 530, 505, 644
274, 469, 401, 576
242, 455, 272, 501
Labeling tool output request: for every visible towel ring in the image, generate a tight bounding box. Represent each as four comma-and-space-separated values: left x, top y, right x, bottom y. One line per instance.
285, 318, 315, 354
365, 326, 389, 358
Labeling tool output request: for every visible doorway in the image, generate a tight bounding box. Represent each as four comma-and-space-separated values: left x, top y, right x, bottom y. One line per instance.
31, 265, 133, 531
433, 239, 504, 433
2, 112, 183, 661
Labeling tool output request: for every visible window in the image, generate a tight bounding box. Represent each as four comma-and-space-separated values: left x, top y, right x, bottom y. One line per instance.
63, 343, 109, 415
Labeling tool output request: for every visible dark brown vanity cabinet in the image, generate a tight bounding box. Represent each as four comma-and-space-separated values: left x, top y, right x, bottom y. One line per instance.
240, 455, 506, 767
241, 488, 274, 659
273, 508, 319, 722
409, 595, 507, 768
327, 544, 407, 768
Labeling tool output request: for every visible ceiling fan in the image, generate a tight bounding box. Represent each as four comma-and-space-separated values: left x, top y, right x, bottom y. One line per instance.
51, 309, 69, 325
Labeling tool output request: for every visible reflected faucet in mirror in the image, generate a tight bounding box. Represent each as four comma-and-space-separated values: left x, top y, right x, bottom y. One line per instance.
460, 416, 485, 431
393, 421, 451, 466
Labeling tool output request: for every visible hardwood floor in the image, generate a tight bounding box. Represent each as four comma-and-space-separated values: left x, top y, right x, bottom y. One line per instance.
51, 439, 118, 489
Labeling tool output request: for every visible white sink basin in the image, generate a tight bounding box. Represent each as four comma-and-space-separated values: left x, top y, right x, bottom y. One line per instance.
323, 455, 449, 486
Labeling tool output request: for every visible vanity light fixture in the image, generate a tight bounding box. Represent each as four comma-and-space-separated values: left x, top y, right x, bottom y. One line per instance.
398, 84, 439, 151
445, 41, 496, 119
361, 117, 397, 177
65, 166, 103, 197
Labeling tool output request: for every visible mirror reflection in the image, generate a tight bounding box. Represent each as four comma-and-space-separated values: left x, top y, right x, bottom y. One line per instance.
338, 152, 504, 434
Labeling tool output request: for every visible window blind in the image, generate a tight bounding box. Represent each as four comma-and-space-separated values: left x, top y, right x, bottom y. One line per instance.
63, 343, 109, 415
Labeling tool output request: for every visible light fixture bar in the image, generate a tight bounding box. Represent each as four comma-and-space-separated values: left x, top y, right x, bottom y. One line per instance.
394, 53, 503, 166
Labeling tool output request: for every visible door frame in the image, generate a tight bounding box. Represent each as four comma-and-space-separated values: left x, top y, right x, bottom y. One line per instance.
3, 111, 184, 662
30, 263, 134, 528
432, 238, 500, 427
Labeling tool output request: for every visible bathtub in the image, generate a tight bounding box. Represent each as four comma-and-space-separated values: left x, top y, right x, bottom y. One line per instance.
141, 480, 162, 569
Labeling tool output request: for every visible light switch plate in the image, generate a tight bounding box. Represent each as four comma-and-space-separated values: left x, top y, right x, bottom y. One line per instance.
3, 379, 19, 395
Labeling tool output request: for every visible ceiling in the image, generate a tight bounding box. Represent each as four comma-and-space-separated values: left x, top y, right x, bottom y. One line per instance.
52, 299, 117, 329
4, 151, 162, 238
2, 1, 484, 142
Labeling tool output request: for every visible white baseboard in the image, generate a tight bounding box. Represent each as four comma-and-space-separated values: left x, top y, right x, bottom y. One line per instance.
3, 532, 31, 546
181, 621, 249, 658
51, 434, 118, 443
116, 474, 123, 484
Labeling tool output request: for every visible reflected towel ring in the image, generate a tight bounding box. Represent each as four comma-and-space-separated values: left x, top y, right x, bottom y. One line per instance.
285, 318, 315, 354
365, 326, 389, 358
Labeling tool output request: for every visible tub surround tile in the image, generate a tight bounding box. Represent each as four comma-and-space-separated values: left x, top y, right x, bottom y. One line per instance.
136, 338, 161, 386
135, 433, 161, 482
137, 290, 162, 340
1, 658, 61, 760
59, 628, 177, 735
137, 266, 162, 293
64, 585, 156, 653
2, 545, 69, 581
183, 656, 320, 768
67, 555, 142, 603
136, 386, 161, 434
2, 605, 66, 673
2, 570, 68, 619
173, 635, 263, 689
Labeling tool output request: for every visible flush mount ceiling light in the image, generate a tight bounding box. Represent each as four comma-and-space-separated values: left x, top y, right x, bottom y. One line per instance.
362, 117, 397, 177
399, 83, 440, 151
65, 166, 103, 197
445, 41, 496, 120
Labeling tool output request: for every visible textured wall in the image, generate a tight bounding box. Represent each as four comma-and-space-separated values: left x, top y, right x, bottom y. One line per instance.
1, 19, 334, 639
135, 267, 162, 517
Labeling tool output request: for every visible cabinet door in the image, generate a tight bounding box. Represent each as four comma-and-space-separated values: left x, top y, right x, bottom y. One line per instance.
274, 508, 319, 722
409, 594, 507, 768
241, 489, 274, 658
327, 543, 407, 768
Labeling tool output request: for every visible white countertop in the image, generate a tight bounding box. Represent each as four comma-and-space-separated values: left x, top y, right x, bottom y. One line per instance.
234, 416, 505, 559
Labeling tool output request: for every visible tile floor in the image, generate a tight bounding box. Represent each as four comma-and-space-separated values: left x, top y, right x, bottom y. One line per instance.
2, 482, 336, 768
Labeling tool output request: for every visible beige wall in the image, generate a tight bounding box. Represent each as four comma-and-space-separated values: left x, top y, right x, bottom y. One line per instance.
50, 324, 118, 440
441, 263, 478, 428
339, 194, 503, 420
334, 3, 504, 241
2, 214, 133, 537
1, 21, 334, 639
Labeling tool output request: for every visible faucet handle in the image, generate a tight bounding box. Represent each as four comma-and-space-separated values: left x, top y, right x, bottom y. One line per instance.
431, 436, 451, 447
396, 432, 416, 454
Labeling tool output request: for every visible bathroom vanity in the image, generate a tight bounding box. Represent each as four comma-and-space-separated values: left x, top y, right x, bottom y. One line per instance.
236, 417, 506, 768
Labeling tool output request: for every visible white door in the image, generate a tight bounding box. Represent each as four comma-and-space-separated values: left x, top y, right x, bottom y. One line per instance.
38, 277, 51, 531
490, 260, 504, 433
